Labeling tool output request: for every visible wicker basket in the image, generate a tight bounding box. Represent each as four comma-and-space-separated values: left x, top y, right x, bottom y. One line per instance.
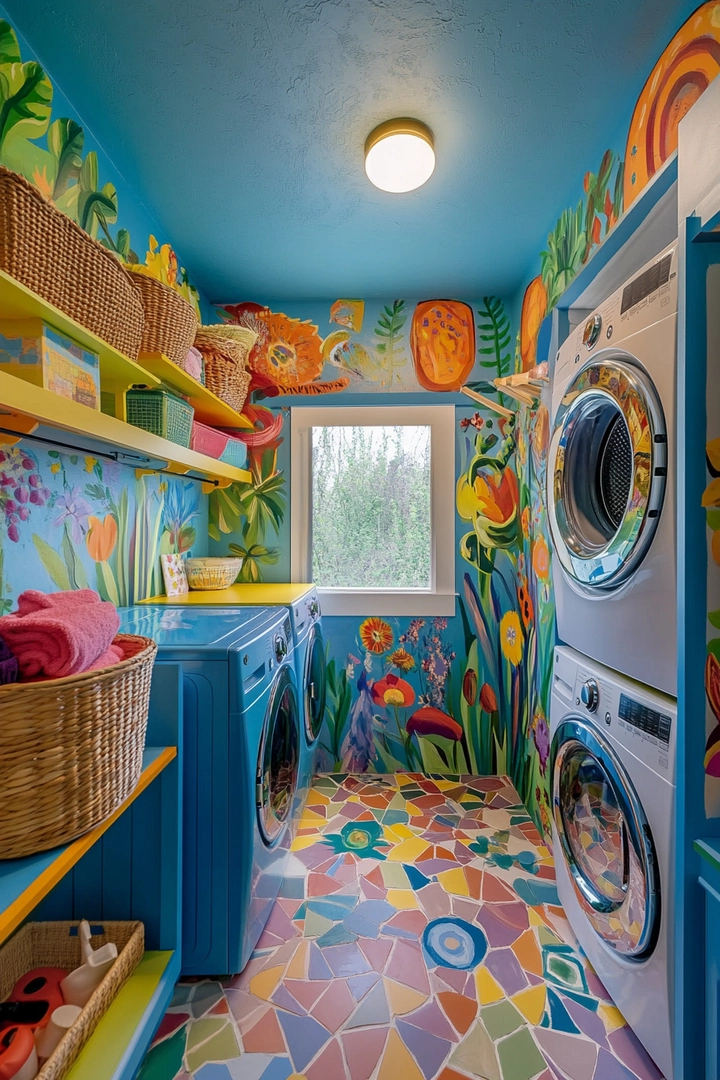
195, 325, 255, 415
185, 557, 243, 590
0, 635, 157, 860
0, 921, 144, 1080
129, 270, 199, 368
0, 166, 145, 360
126, 388, 194, 447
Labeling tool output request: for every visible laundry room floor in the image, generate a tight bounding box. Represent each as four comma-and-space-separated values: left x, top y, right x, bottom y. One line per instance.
138, 774, 663, 1080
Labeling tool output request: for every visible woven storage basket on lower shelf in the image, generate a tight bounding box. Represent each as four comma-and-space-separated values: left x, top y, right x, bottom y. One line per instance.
129, 270, 199, 367
0, 166, 145, 360
0, 921, 144, 1080
195, 325, 255, 415
126, 388, 194, 447
0, 635, 157, 860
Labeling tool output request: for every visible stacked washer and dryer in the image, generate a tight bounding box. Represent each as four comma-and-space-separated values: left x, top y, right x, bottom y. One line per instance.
546, 242, 678, 1079
119, 586, 326, 977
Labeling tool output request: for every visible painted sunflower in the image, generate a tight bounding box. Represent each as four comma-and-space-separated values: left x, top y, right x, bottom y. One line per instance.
532, 535, 550, 580
387, 647, 415, 672
359, 617, 394, 654
500, 611, 524, 666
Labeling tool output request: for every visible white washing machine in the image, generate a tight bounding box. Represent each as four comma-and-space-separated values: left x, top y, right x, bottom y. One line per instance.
548, 242, 677, 695
550, 645, 676, 1079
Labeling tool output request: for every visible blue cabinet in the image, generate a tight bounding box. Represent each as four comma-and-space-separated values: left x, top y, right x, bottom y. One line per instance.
696, 840, 720, 1079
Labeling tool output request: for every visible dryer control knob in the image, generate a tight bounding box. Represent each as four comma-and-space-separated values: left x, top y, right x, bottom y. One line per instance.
580, 679, 599, 712
583, 314, 602, 350
274, 635, 288, 663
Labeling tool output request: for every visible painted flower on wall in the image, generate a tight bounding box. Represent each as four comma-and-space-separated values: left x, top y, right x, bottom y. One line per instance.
386, 647, 415, 672
86, 514, 117, 562
532, 709, 551, 776
500, 610, 524, 666
53, 487, 91, 544
479, 683, 498, 713
0, 447, 49, 542
162, 480, 200, 553
340, 670, 376, 773
532, 535, 550, 580
359, 617, 394, 655
372, 673, 415, 709
407, 706, 462, 741
457, 465, 520, 550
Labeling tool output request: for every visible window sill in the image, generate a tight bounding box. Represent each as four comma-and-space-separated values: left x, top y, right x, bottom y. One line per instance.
317, 589, 457, 617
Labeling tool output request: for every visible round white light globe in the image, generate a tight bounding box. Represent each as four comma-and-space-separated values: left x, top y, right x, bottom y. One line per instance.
365, 129, 435, 193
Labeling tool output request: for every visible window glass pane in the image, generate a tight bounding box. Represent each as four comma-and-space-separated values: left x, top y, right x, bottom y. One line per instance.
311, 425, 431, 589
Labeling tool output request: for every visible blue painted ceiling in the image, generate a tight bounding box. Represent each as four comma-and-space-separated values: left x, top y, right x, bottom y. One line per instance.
6, 0, 700, 300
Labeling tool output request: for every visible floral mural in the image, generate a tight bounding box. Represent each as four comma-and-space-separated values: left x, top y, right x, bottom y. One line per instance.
0, 19, 201, 312
0, 441, 207, 609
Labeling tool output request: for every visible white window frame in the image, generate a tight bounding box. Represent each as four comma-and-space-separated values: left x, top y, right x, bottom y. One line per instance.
291, 405, 455, 616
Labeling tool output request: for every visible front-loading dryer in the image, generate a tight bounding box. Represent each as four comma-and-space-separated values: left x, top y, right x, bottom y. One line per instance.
548, 242, 677, 695
550, 645, 676, 1079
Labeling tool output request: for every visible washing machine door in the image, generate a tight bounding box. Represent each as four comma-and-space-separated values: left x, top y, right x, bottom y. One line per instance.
551, 717, 659, 959
304, 624, 326, 744
257, 665, 299, 845
547, 352, 667, 591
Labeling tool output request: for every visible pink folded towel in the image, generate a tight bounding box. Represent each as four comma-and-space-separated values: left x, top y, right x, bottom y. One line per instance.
0, 589, 121, 679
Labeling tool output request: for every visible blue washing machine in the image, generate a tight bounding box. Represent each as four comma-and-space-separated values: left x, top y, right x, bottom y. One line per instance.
118, 605, 300, 975
288, 589, 326, 815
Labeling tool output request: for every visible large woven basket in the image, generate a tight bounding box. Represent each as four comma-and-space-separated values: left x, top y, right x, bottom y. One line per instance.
0, 166, 144, 360
0, 635, 157, 860
195, 325, 255, 414
129, 270, 199, 367
0, 921, 144, 1080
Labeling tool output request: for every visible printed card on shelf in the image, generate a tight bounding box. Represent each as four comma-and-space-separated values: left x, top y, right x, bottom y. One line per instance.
161, 554, 189, 596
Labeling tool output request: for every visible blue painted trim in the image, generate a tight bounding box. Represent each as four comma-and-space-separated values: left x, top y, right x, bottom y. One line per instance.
697, 206, 720, 238
111, 950, 181, 1080
257, 391, 477, 408
674, 216, 720, 1080
557, 154, 678, 310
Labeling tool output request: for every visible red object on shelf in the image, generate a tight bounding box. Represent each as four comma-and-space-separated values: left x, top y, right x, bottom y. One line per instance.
190, 421, 229, 459
9, 968, 66, 1030
0, 1024, 35, 1079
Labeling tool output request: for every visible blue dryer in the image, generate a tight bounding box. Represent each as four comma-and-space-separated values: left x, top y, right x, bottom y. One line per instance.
288, 589, 326, 814
118, 605, 301, 975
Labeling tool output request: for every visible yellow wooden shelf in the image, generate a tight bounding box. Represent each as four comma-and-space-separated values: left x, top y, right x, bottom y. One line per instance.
65, 951, 176, 1080
139, 352, 252, 429
0, 370, 252, 484
141, 582, 314, 605
0, 268, 160, 396
0, 748, 176, 945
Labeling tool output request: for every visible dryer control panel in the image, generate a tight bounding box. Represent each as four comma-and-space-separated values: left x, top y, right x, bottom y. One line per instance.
551, 645, 676, 784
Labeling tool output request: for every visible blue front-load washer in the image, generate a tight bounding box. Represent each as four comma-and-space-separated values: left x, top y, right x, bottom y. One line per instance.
288, 589, 326, 818
118, 605, 300, 975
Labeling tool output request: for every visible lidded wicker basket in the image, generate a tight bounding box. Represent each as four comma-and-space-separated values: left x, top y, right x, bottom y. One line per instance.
0, 635, 157, 860
195, 325, 255, 415
0, 166, 144, 360
128, 270, 199, 367
0, 921, 144, 1080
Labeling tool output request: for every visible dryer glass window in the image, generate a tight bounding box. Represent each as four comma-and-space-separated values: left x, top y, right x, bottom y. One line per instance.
305, 627, 326, 743
258, 669, 299, 844
558, 746, 627, 906
561, 397, 633, 554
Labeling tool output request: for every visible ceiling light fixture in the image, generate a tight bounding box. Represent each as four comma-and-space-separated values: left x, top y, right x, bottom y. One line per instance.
364, 118, 435, 193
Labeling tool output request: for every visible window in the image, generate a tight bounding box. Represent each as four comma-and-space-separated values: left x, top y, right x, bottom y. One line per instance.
291, 406, 455, 615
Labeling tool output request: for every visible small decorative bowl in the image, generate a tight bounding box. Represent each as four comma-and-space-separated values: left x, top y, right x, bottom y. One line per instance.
185, 557, 243, 590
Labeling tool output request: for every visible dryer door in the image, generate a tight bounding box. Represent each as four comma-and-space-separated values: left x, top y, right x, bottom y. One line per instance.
551, 717, 660, 959
304, 624, 327, 744
257, 665, 300, 845
547, 352, 667, 592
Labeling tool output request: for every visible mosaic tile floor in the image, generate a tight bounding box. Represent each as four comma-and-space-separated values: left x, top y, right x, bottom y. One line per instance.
138, 774, 664, 1080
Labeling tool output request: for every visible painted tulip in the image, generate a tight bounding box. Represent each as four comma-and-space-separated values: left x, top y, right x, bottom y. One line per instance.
86, 514, 118, 563
406, 706, 463, 741
456, 466, 520, 550
706, 652, 720, 723
479, 683, 498, 713
462, 668, 477, 705
371, 673, 415, 709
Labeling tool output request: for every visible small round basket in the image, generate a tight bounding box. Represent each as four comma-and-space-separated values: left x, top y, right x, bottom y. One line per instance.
195, 325, 256, 414
185, 557, 243, 591
0, 635, 157, 860
129, 271, 199, 367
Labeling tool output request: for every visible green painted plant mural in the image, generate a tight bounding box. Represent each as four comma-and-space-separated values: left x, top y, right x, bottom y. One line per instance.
373, 299, 408, 384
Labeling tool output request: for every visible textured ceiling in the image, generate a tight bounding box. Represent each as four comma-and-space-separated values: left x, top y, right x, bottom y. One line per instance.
6, 0, 699, 300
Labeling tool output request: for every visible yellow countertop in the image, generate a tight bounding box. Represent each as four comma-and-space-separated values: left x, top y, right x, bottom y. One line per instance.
141, 583, 315, 605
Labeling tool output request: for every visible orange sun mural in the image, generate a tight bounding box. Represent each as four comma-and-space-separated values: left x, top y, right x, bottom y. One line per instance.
625, 2, 720, 208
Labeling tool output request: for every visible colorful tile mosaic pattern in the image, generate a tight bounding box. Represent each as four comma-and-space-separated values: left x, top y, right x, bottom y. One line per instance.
138, 774, 664, 1080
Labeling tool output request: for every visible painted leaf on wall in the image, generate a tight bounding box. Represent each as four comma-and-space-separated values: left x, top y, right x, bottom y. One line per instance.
0, 21, 53, 180
47, 116, 84, 200
32, 534, 70, 591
